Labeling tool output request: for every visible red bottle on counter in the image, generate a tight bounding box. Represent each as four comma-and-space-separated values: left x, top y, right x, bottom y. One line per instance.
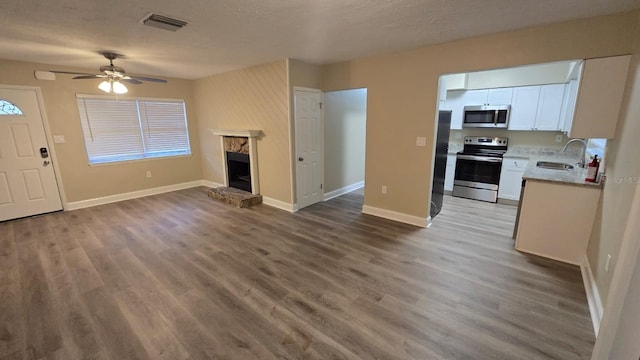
585, 155, 600, 182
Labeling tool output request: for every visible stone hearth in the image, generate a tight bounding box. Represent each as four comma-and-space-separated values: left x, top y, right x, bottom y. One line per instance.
207, 187, 262, 208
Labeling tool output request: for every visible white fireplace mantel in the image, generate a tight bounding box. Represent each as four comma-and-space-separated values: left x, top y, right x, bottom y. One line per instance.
209, 129, 262, 195
209, 129, 262, 138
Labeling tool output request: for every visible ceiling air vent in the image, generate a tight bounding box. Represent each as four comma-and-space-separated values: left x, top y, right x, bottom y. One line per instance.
139, 13, 187, 32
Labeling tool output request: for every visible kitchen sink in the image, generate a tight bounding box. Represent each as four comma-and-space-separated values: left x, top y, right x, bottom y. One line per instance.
536, 161, 575, 170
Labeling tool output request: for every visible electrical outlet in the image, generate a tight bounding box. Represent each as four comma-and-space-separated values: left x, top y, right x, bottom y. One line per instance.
381, 185, 387, 194
53, 135, 65, 143
454, 132, 462, 139
555, 134, 563, 143
416, 136, 427, 147
146, 170, 152, 178
605, 254, 612, 272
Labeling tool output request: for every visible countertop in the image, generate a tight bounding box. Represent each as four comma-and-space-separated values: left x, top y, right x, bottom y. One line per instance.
504, 146, 602, 188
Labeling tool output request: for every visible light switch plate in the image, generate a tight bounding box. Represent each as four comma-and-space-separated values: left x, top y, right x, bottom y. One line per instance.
416, 136, 427, 147
454, 132, 462, 139
53, 135, 65, 143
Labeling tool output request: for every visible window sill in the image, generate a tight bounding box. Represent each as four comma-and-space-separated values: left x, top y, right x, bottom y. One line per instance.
88, 153, 192, 166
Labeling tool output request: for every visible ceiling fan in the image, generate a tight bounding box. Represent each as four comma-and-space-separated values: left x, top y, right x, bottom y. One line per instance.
51, 52, 167, 94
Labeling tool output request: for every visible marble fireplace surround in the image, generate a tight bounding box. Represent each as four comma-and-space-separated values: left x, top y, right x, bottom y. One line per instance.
209, 129, 262, 195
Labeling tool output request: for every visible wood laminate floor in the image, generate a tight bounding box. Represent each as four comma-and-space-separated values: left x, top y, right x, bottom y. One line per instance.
0, 188, 594, 359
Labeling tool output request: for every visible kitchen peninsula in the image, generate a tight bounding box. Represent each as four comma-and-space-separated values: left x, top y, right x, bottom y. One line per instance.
514, 159, 602, 265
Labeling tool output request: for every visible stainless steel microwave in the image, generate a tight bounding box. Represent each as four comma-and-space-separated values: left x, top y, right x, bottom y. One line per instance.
463, 105, 510, 128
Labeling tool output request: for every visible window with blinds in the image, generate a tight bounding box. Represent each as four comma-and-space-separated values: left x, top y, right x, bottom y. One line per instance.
76, 95, 191, 164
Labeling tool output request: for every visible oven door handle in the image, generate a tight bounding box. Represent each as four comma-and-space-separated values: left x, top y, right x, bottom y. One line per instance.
457, 154, 503, 163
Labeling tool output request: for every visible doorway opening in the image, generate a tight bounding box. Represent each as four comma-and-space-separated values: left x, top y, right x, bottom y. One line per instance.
429, 59, 585, 225
294, 87, 368, 210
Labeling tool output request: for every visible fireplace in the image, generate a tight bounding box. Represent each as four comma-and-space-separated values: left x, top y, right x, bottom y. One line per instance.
209, 129, 262, 195
226, 151, 251, 192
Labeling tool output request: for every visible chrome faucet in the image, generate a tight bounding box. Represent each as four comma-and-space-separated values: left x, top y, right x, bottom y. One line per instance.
562, 138, 588, 168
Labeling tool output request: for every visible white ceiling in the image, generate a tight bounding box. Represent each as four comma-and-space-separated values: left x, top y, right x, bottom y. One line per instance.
1, 0, 638, 80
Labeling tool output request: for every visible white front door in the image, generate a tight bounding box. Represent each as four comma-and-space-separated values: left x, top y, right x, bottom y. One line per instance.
295, 88, 324, 210
0, 87, 62, 221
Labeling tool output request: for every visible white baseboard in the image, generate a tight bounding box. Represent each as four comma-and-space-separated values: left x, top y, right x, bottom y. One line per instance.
262, 196, 296, 213
324, 181, 364, 201
361, 205, 427, 228
201, 180, 225, 188
581, 256, 604, 336
66, 180, 207, 211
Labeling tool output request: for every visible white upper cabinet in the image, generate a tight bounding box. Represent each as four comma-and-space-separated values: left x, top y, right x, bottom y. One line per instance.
568, 55, 631, 139
462, 88, 513, 106
487, 88, 514, 105
509, 84, 565, 131
535, 84, 566, 131
462, 89, 489, 106
509, 86, 540, 130
445, 90, 465, 129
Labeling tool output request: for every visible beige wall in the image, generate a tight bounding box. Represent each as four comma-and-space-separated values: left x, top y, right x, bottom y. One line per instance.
288, 59, 322, 203
588, 14, 640, 305
324, 89, 367, 192
322, 11, 638, 218
194, 60, 291, 203
0, 59, 202, 203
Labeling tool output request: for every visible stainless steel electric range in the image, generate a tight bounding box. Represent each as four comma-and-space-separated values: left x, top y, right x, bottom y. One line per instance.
453, 136, 508, 203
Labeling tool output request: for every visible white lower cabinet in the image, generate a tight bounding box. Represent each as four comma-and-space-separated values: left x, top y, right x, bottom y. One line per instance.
498, 158, 529, 200
445, 154, 456, 191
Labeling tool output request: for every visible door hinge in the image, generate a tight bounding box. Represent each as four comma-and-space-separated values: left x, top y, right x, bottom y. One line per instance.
320, 183, 323, 190
319, 102, 323, 110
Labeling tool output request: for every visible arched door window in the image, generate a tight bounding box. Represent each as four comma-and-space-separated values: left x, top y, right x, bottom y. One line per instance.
0, 99, 23, 115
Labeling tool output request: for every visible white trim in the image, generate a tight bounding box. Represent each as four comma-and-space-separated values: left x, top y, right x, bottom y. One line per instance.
361, 205, 427, 228
323, 181, 364, 201
66, 180, 205, 210
287, 60, 296, 208
293, 86, 322, 93
209, 130, 262, 195
209, 129, 262, 138
201, 180, 225, 188
581, 256, 603, 336
262, 196, 296, 212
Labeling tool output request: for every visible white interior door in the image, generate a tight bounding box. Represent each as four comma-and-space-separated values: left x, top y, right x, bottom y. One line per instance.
0, 87, 62, 221
295, 88, 324, 210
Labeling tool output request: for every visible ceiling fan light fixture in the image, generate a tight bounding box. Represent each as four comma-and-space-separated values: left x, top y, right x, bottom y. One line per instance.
112, 81, 128, 94
98, 80, 112, 93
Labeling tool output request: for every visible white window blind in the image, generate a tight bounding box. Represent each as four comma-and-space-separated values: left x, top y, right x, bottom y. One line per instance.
77, 96, 191, 164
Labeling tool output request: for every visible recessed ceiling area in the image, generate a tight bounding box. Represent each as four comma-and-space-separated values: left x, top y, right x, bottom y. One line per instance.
1, 0, 638, 79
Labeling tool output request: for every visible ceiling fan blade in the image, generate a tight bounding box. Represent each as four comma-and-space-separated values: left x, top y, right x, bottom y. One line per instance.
50, 70, 97, 76
72, 75, 104, 80
122, 78, 143, 85
129, 76, 168, 83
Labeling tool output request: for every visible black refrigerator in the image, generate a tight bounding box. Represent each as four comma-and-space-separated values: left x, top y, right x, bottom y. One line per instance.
430, 110, 451, 219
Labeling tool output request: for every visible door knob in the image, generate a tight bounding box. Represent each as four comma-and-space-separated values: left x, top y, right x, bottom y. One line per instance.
298, 157, 304, 161
43, 160, 50, 166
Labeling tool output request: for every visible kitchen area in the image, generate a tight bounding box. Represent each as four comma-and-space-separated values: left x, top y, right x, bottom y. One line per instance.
431, 55, 631, 266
